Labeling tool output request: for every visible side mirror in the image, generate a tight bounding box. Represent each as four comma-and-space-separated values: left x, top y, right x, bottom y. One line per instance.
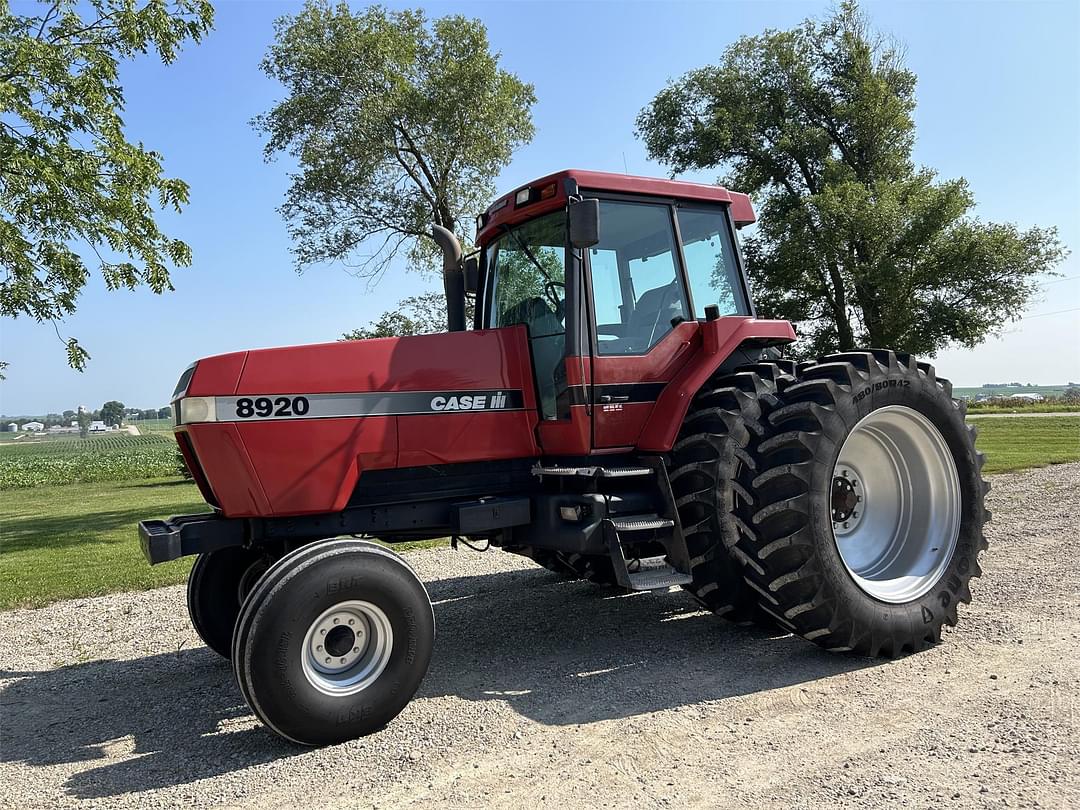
463, 255, 478, 294
568, 197, 600, 249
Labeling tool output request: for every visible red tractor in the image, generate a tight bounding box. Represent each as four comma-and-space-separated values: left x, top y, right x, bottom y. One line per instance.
140, 170, 989, 745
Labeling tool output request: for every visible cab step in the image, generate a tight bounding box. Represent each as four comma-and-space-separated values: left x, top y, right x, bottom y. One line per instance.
602, 511, 691, 592
626, 566, 693, 590
532, 464, 653, 479
610, 515, 674, 532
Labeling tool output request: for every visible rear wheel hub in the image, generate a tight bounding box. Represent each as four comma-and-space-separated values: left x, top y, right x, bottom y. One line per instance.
831, 405, 961, 604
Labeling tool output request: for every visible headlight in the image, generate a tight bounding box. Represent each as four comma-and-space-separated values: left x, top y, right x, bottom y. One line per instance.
178, 397, 217, 424
172, 362, 197, 399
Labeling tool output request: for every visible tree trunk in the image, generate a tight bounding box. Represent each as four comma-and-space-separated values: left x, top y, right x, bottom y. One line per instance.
825, 260, 855, 351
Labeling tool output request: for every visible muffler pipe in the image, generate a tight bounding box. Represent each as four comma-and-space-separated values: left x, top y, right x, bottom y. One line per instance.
432, 225, 465, 332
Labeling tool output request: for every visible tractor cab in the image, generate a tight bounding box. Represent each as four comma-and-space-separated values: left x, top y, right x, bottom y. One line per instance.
458, 169, 781, 453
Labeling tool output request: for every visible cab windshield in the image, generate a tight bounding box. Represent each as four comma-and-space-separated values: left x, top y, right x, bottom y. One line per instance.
486, 211, 567, 418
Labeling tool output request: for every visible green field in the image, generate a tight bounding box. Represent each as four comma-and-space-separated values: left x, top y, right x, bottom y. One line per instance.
954, 385, 1072, 399
966, 402, 1078, 414
0, 433, 178, 489
0, 416, 1076, 610
972, 416, 1080, 473
0, 478, 206, 609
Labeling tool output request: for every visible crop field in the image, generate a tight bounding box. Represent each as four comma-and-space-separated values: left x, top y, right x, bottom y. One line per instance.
0, 433, 178, 490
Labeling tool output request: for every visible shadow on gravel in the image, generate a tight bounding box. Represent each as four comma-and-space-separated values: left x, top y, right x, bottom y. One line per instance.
0, 565, 882, 800
0, 647, 300, 799
419, 566, 883, 725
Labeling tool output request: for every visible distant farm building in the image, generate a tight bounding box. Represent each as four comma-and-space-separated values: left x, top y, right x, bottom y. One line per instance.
22, 421, 45, 432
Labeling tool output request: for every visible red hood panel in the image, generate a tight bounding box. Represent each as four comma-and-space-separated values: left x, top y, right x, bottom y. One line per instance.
181, 326, 540, 517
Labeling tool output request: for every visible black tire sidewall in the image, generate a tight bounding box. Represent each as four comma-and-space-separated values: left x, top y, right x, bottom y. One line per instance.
805, 363, 984, 640
187, 547, 270, 659
237, 543, 434, 745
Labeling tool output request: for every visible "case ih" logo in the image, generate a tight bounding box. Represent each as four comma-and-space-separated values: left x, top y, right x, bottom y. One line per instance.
429, 392, 509, 411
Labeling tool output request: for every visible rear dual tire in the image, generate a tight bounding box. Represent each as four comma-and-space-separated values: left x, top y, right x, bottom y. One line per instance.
733, 350, 990, 656
668, 363, 794, 625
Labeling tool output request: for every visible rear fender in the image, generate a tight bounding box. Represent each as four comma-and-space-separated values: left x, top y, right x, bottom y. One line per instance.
636, 317, 795, 451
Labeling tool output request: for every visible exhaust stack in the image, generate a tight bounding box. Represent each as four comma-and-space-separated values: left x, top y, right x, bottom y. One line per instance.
432, 225, 465, 333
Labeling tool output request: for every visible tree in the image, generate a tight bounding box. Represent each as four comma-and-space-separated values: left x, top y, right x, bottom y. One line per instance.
0, 0, 214, 370
256, 2, 535, 286
636, 1, 1066, 357
76, 409, 90, 438
157, 406, 171, 419
343, 292, 447, 340
100, 400, 124, 426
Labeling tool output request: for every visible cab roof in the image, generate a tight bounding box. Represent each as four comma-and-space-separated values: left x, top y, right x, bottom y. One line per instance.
476, 168, 755, 245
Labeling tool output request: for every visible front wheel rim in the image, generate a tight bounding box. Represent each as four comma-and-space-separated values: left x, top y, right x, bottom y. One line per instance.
831, 405, 961, 604
301, 600, 394, 696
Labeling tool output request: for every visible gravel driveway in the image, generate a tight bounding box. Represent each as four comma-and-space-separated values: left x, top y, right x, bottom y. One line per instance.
2, 463, 1078, 809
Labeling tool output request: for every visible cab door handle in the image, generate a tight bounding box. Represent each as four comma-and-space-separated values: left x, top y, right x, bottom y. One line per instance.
598, 395, 629, 403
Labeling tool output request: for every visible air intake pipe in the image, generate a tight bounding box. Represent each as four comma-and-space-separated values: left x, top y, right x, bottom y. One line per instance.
432, 224, 466, 332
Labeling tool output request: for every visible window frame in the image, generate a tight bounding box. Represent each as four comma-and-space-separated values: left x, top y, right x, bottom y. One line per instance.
581, 193, 694, 358
479, 209, 576, 421
673, 201, 755, 320
484, 210, 569, 332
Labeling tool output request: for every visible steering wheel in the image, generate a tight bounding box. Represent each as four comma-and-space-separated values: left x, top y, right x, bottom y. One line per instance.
544, 280, 565, 322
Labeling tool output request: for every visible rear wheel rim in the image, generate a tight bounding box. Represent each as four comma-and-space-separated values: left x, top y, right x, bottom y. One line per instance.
831, 405, 961, 603
301, 600, 394, 696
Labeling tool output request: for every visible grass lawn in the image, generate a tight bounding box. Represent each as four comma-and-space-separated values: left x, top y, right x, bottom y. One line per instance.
1, 415, 1076, 610
0, 477, 446, 610
0, 478, 207, 610
974, 416, 1080, 474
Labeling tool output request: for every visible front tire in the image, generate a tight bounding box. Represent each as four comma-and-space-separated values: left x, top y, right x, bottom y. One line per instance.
187, 546, 272, 659
232, 538, 435, 745
734, 350, 990, 657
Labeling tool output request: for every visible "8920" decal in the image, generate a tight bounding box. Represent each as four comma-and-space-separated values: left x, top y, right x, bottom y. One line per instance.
235, 396, 310, 418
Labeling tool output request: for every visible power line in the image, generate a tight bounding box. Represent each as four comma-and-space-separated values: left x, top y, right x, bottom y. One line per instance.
1039, 274, 1080, 287
1019, 306, 1080, 320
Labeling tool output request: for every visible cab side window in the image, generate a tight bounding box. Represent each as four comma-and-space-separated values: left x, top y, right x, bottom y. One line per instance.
589, 201, 689, 356
676, 206, 748, 318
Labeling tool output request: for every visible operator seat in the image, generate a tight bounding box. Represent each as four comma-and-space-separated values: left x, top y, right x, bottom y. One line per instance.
618, 281, 683, 353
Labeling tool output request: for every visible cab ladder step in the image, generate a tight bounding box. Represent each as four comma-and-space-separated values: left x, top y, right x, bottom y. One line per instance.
532, 464, 653, 479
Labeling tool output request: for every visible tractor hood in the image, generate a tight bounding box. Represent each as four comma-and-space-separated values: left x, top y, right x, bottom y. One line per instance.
171, 327, 540, 518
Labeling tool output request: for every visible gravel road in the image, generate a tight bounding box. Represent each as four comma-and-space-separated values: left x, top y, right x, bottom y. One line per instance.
2, 463, 1078, 809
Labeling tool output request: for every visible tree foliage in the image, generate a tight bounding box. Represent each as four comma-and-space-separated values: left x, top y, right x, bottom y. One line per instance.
0, 0, 214, 369
342, 291, 447, 340
100, 399, 124, 426
256, 2, 535, 282
637, 1, 1066, 357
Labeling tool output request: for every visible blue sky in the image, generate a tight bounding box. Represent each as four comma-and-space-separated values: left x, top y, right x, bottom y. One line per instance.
2, 0, 1078, 415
